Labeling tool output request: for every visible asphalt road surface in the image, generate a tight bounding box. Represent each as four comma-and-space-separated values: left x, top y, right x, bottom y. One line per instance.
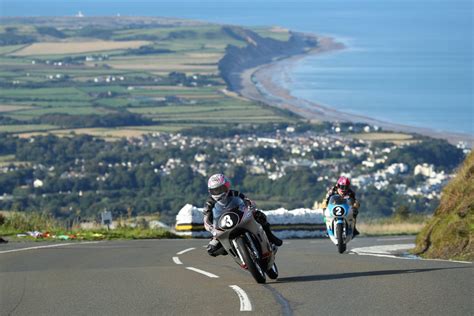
1, 237, 472, 315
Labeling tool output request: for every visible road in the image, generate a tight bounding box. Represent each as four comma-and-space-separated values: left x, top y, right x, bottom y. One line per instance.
0, 237, 472, 315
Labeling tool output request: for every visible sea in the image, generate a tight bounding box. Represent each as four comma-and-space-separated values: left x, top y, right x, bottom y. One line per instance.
1, 0, 472, 135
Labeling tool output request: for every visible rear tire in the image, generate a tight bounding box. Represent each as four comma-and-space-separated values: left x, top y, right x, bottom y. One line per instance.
267, 263, 278, 280
236, 237, 266, 284
336, 222, 346, 254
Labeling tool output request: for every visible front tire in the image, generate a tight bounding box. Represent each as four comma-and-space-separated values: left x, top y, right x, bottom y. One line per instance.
336, 222, 346, 254
267, 263, 278, 280
236, 237, 266, 284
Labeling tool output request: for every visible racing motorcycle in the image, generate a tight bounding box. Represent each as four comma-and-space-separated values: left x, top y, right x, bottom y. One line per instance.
211, 196, 278, 284
324, 194, 356, 253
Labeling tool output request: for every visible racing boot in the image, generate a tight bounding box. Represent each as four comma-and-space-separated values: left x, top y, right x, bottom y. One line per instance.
255, 210, 283, 246
262, 223, 283, 246
353, 226, 360, 237
207, 239, 228, 256
352, 209, 360, 238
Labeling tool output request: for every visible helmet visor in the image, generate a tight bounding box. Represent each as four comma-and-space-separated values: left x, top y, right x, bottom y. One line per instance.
338, 184, 348, 191
209, 185, 228, 196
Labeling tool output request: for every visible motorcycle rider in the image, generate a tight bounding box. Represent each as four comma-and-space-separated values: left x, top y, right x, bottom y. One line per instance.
323, 176, 360, 237
203, 173, 283, 257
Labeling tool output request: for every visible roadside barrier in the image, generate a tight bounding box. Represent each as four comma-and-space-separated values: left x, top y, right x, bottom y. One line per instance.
174, 204, 327, 238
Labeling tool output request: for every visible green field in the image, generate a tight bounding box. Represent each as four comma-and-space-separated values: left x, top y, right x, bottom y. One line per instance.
0, 45, 27, 55
0, 17, 295, 137
0, 124, 57, 133
130, 100, 288, 125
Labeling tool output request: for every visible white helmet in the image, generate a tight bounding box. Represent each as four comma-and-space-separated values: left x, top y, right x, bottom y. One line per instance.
208, 173, 231, 201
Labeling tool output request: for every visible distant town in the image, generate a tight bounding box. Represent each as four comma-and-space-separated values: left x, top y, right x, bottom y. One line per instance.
0, 17, 469, 224
0, 121, 468, 223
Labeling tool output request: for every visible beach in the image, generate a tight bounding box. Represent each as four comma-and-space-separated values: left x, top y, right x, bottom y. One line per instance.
238, 36, 473, 147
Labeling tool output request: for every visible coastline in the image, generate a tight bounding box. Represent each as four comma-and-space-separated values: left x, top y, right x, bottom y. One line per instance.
237, 35, 473, 147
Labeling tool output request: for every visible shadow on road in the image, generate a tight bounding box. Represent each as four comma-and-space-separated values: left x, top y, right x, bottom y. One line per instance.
277, 267, 470, 283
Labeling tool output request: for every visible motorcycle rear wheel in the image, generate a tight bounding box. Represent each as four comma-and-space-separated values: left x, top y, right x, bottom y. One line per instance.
236, 237, 266, 284
336, 222, 346, 254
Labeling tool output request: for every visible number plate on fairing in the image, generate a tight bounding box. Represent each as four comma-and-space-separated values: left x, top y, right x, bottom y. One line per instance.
218, 212, 240, 230
333, 206, 345, 216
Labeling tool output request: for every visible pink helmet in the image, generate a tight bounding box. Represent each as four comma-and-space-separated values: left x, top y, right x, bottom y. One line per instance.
337, 176, 351, 194
208, 173, 231, 201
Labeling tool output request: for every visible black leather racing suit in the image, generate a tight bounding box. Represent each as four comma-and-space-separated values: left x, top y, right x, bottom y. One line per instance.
203, 190, 282, 256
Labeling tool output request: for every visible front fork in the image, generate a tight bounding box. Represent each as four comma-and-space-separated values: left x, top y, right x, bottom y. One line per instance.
232, 234, 263, 269
232, 239, 246, 268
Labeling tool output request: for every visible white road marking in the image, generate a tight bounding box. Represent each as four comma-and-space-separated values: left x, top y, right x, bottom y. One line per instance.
177, 247, 195, 255
414, 258, 472, 264
229, 285, 253, 311
376, 237, 414, 242
351, 244, 472, 264
352, 252, 412, 260
186, 267, 219, 278
0, 241, 102, 254
172, 256, 183, 265
352, 244, 416, 256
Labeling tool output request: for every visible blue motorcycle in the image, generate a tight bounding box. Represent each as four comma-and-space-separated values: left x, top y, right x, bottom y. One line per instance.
324, 194, 356, 253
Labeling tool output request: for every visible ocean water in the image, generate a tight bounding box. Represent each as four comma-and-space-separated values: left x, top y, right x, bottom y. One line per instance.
1, 0, 472, 135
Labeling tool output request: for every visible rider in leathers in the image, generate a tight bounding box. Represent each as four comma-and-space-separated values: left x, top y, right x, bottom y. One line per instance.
323, 176, 360, 237
203, 173, 283, 256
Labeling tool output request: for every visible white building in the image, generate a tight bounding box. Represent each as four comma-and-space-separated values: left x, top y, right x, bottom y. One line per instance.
33, 179, 44, 188
414, 163, 435, 177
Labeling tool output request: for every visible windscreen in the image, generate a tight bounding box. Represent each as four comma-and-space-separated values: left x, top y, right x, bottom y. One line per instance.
329, 195, 346, 205
212, 196, 245, 227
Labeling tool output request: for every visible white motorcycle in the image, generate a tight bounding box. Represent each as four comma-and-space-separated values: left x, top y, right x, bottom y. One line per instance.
211, 196, 278, 284
324, 194, 356, 253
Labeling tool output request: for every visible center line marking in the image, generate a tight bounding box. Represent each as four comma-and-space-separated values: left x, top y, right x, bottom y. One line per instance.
172, 257, 182, 265
229, 285, 252, 311
177, 247, 195, 255
186, 267, 219, 278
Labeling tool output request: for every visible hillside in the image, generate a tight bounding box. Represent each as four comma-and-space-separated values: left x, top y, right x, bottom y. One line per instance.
414, 151, 474, 261
218, 26, 318, 91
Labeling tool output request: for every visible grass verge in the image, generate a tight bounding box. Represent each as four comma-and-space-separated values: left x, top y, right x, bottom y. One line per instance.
0, 212, 179, 241
359, 216, 429, 236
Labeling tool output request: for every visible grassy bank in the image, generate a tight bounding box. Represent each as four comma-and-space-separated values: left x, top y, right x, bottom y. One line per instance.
413, 151, 473, 261
359, 222, 426, 236
0, 212, 178, 241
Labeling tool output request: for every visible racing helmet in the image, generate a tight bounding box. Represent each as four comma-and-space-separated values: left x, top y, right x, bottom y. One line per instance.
336, 176, 351, 195
208, 173, 231, 201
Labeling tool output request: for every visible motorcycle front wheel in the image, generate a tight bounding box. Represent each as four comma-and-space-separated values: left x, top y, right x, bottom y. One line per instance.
336, 222, 346, 254
266, 263, 278, 280
236, 236, 266, 284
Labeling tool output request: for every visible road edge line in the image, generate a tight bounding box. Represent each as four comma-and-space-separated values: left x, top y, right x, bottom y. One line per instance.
0, 241, 102, 254
351, 244, 472, 264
